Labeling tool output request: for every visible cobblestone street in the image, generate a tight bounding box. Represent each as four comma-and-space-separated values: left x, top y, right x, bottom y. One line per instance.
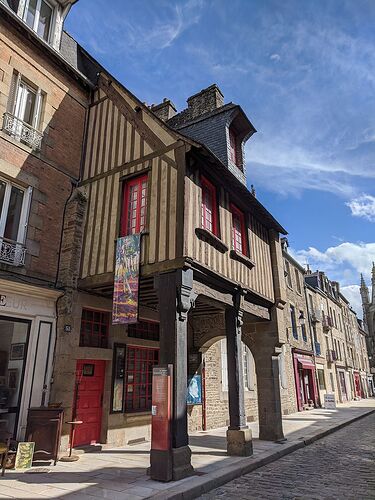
201, 413, 375, 500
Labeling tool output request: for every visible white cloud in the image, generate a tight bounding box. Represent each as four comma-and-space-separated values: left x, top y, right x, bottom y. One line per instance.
291, 242, 375, 282
340, 285, 363, 318
347, 194, 375, 222
270, 53, 281, 61
290, 242, 375, 318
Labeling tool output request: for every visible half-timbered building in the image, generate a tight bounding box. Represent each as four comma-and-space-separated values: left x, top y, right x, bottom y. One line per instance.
49, 54, 291, 476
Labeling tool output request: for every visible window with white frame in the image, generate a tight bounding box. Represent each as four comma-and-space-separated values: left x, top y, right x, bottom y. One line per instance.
22, 0, 55, 42
3, 72, 44, 150
220, 339, 254, 392
0, 178, 32, 266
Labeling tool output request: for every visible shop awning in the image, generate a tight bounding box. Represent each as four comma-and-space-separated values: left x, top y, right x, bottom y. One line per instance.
298, 359, 315, 370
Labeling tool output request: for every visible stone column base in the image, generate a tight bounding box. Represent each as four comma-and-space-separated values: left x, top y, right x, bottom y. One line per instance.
150, 446, 194, 482
227, 428, 253, 456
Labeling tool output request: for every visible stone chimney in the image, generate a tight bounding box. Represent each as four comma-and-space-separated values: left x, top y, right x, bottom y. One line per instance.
186, 84, 224, 119
151, 99, 177, 121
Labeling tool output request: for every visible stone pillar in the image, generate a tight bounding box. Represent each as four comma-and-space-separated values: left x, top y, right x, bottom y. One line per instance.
150, 268, 196, 481
254, 342, 285, 442
225, 291, 253, 456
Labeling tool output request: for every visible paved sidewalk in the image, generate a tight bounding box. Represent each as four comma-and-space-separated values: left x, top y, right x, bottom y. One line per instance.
0, 399, 374, 500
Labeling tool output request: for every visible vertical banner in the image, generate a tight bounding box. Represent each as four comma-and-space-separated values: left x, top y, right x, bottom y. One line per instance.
112, 234, 141, 324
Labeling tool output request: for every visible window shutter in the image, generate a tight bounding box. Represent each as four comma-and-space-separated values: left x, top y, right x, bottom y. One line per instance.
7, 71, 20, 114
17, 186, 33, 244
33, 88, 43, 129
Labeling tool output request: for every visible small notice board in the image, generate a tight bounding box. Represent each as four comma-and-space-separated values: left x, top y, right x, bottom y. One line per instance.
324, 393, 336, 409
15, 442, 35, 470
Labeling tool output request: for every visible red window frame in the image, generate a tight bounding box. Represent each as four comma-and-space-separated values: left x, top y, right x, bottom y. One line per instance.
121, 174, 148, 236
201, 176, 218, 235
124, 345, 159, 412
229, 127, 238, 165
79, 308, 110, 348
231, 204, 247, 256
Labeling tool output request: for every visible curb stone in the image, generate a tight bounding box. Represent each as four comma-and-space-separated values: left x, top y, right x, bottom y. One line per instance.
148, 408, 375, 500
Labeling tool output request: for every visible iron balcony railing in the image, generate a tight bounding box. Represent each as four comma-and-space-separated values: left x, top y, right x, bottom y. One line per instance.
0, 237, 26, 266
2, 112, 43, 151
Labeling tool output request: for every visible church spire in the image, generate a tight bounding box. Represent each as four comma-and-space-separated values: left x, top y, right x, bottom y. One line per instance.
360, 273, 370, 329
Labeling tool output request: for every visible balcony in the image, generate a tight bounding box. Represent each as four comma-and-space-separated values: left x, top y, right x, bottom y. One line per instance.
2, 112, 43, 151
314, 341, 321, 356
326, 349, 337, 363
0, 238, 26, 266
322, 315, 333, 332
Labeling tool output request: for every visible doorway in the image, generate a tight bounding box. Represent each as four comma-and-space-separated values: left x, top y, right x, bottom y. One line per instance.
0, 316, 31, 438
73, 360, 105, 447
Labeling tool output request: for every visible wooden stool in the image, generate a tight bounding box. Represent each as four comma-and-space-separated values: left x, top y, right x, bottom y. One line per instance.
59, 421, 83, 462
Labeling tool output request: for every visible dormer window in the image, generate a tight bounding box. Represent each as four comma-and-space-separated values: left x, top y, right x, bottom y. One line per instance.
23, 0, 54, 42
229, 127, 238, 165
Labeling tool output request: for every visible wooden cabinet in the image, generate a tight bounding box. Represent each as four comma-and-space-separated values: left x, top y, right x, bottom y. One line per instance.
25, 407, 63, 465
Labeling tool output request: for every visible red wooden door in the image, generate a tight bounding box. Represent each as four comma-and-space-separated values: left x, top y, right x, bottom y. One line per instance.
73, 360, 105, 447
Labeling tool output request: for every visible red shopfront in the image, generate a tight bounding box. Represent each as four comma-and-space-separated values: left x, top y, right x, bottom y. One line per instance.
293, 351, 319, 411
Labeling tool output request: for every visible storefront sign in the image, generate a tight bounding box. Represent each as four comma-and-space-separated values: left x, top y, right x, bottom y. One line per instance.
15, 442, 35, 469
112, 235, 141, 324
324, 393, 336, 409
151, 365, 172, 451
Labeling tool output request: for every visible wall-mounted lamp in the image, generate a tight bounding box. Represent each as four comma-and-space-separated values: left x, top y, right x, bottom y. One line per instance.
299, 312, 305, 326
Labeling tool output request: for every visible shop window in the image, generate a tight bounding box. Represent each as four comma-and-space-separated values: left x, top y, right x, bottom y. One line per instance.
4, 71, 44, 150
290, 305, 298, 339
0, 316, 30, 438
317, 369, 326, 390
128, 321, 159, 342
121, 174, 148, 236
230, 204, 247, 255
23, 0, 54, 42
125, 346, 159, 412
79, 308, 110, 348
201, 176, 218, 235
0, 178, 32, 266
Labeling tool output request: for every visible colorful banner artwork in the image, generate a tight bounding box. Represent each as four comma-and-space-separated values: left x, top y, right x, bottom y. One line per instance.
112, 234, 141, 324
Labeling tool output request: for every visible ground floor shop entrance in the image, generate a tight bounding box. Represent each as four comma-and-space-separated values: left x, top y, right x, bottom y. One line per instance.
337, 370, 348, 402
0, 316, 31, 438
0, 279, 59, 440
293, 352, 319, 411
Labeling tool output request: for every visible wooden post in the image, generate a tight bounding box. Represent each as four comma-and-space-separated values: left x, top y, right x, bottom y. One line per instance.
150, 268, 195, 481
225, 290, 253, 456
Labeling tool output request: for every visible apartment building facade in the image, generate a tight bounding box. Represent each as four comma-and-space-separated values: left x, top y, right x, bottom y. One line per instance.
0, 0, 91, 441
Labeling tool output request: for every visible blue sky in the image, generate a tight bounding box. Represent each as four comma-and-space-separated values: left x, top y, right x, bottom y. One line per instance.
66, 0, 375, 315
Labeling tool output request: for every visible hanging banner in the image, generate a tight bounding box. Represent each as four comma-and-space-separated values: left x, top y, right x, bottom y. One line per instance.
112, 234, 140, 324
